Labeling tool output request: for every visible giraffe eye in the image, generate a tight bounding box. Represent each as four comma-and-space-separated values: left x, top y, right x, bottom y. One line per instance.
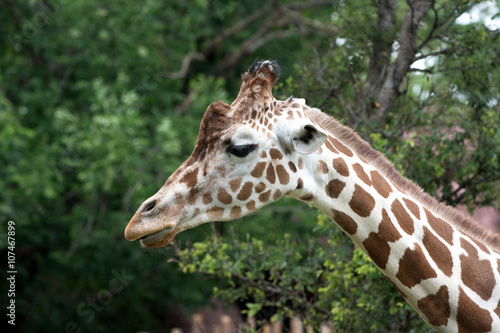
226, 144, 257, 158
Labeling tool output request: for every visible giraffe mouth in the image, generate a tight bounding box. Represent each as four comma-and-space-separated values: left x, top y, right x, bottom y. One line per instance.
139, 227, 176, 248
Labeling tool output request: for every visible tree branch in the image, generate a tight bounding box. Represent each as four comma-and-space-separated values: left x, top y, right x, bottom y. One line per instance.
281, 7, 341, 36
417, 1, 439, 51
212, 6, 340, 77
202, 5, 272, 57
376, 0, 434, 121
170, 0, 340, 111
366, 0, 397, 99
167, 51, 205, 80
212, 15, 292, 77
413, 46, 455, 61
167, 0, 340, 80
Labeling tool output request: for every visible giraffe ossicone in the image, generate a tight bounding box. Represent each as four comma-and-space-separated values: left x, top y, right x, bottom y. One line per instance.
125, 59, 500, 332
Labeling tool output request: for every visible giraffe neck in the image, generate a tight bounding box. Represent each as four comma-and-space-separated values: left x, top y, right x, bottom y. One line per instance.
287, 110, 500, 332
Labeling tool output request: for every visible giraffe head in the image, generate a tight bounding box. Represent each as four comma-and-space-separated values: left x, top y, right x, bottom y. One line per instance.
125, 60, 327, 247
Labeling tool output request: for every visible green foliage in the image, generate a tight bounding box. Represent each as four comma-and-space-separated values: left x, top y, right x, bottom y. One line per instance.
176, 214, 431, 332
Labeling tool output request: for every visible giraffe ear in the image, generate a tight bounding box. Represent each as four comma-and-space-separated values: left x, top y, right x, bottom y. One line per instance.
292, 124, 328, 154
278, 123, 327, 155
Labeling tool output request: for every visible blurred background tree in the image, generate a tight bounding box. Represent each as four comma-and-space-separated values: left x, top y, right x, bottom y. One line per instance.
0, 0, 499, 332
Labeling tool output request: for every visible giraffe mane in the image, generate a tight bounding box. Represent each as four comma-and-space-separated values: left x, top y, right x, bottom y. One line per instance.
307, 108, 500, 251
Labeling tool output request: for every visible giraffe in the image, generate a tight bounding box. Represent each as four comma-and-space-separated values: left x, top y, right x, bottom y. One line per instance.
125, 60, 500, 332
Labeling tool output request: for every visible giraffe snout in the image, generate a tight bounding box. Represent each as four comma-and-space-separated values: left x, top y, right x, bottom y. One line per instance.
124, 195, 181, 247
124, 213, 144, 241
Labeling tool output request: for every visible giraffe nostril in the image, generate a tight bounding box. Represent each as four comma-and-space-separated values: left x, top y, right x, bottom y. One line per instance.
142, 199, 158, 214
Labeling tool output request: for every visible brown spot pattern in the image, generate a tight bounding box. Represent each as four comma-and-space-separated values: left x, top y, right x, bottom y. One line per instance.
362, 208, 406, 270
230, 206, 242, 218
370, 170, 392, 198
332, 209, 358, 235
255, 182, 266, 193
425, 209, 454, 246
396, 244, 437, 288
237, 182, 253, 201
391, 199, 414, 235
229, 178, 242, 192
362, 232, 391, 269
298, 157, 303, 169
325, 179, 346, 199
495, 300, 500, 318
317, 160, 328, 174
207, 206, 224, 219
202, 193, 213, 205
180, 168, 198, 188
270, 148, 283, 160
353, 163, 371, 186
349, 184, 375, 217
251, 162, 266, 178
472, 238, 490, 254
457, 287, 492, 333
299, 193, 314, 202
246, 200, 256, 211
422, 226, 453, 277
378, 209, 402, 242
324, 139, 339, 154
460, 239, 495, 300
186, 188, 198, 204
461, 238, 478, 257
217, 188, 233, 205
332, 158, 349, 177
273, 190, 282, 201
417, 286, 450, 327
330, 137, 353, 157
403, 198, 420, 219
296, 178, 304, 189
288, 161, 297, 173
259, 190, 272, 202
276, 165, 290, 185
266, 164, 276, 184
